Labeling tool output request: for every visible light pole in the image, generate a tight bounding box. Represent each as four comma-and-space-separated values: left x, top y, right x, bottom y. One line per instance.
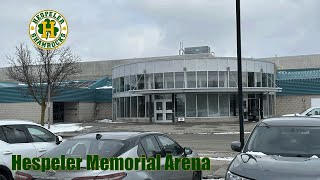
236, 0, 245, 148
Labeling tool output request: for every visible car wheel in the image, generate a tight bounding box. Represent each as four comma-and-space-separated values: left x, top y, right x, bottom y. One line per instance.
0, 174, 7, 180
192, 171, 202, 180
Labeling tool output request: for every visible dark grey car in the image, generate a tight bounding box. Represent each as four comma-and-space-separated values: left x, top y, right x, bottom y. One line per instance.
227, 117, 320, 180
15, 132, 201, 180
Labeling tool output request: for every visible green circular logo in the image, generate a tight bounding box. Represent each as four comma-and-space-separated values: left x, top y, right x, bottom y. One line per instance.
29, 10, 68, 50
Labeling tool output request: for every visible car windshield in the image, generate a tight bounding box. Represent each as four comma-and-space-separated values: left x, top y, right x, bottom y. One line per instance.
44, 138, 127, 159
245, 126, 320, 157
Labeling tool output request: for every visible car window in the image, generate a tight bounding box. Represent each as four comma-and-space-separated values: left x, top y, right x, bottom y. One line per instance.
140, 136, 162, 158
308, 108, 320, 116
26, 125, 56, 142
0, 127, 6, 142
2, 125, 28, 144
157, 135, 184, 156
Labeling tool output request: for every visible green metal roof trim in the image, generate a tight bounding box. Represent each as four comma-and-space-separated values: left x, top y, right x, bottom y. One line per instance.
277, 68, 320, 95
0, 77, 112, 103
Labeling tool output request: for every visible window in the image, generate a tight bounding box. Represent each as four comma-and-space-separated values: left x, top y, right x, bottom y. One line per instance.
268, 74, 272, 87
120, 97, 124, 117
219, 71, 227, 87
175, 72, 184, 88
197, 71, 207, 88
186, 94, 196, 117
130, 75, 137, 90
154, 73, 163, 89
140, 136, 162, 158
219, 94, 229, 116
119, 77, 124, 92
175, 94, 185, 117
186, 71, 196, 88
242, 72, 248, 87
208, 71, 218, 87
230, 95, 239, 116
229, 71, 238, 87
125, 97, 130, 118
262, 73, 268, 87
197, 94, 208, 117
164, 72, 174, 89
26, 125, 55, 142
131, 96, 137, 117
124, 76, 130, 91
138, 96, 145, 117
248, 72, 255, 87
137, 74, 144, 90
144, 74, 154, 89
256, 72, 262, 87
157, 135, 184, 156
2, 125, 28, 144
0, 127, 6, 142
208, 94, 219, 117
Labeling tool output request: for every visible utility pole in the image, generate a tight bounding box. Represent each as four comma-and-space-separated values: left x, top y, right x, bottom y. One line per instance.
47, 84, 51, 129
236, 0, 245, 148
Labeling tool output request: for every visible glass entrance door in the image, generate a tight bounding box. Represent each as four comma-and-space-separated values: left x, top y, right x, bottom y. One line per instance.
154, 99, 173, 122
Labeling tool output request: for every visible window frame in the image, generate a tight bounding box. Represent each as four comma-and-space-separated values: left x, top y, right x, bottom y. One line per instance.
25, 125, 56, 143
154, 134, 184, 157
138, 135, 163, 158
1, 125, 32, 144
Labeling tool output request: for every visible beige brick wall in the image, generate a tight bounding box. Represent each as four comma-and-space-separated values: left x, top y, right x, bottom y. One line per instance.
78, 102, 96, 122
276, 95, 320, 116
95, 102, 112, 120
64, 102, 79, 122
0, 102, 52, 124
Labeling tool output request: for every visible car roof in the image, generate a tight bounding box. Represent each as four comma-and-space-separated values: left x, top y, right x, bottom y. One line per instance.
0, 119, 38, 126
71, 131, 163, 140
260, 117, 320, 126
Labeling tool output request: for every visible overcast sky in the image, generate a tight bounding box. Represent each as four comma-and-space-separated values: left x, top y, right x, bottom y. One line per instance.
0, 0, 320, 67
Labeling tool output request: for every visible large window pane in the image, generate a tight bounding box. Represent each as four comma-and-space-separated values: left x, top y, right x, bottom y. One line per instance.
242, 72, 247, 87
154, 73, 163, 89
197, 94, 208, 117
186, 94, 196, 117
120, 77, 124, 92
164, 72, 174, 89
137, 74, 144, 90
248, 72, 255, 87
138, 96, 145, 117
131, 96, 137, 117
124, 76, 130, 91
125, 97, 130, 118
116, 98, 120, 118
175, 94, 185, 117
112, 79, 116, 94
120, 97, 124, 117
268, 74, 272, 87
208, 94, 218, 117
219, 71, 227, 87
186, 71, 196, 88
256, 72, 262, 87
208, 71, 218, 87
175, 72, 184, 88
197, 71, 207, 88
262, 73, 267, 87
219, 94, 229, 116
130, 75, 137, 90
230, 94, 239, 116
229, 71, 238, 87
144, 74, 154, 89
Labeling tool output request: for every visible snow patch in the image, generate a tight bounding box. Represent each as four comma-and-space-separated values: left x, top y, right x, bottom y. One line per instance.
96, 86, 112, 89
311, 155, 318, 158
246, 151, 267, 156
44, 123, 90, 133
98, 119, 123, 123
214, 132, 251, 135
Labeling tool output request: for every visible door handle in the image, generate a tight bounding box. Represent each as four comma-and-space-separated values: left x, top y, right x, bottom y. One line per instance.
3, 151, 12, 155
39, 148, 47, 152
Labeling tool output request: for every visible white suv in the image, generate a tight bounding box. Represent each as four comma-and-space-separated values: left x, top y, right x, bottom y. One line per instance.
0, 120, 62, 180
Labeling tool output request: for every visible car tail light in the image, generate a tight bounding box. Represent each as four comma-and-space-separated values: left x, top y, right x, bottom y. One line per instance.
14, 171, 33, 180
72, 172, 127, 180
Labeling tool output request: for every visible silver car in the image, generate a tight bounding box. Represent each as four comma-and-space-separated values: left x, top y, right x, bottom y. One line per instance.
15, 132, 202, 180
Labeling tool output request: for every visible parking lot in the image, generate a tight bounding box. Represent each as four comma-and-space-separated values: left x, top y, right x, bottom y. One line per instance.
56, 120, 257, 178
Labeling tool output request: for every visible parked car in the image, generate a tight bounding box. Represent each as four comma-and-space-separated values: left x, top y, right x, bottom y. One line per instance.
226, 117, 320, 180
15, 132, 201, 180
0, 120, 62, 180
282, 106, 320, 117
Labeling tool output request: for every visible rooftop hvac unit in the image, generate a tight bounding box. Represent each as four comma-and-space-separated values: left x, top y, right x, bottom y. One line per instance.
184, 46, 210, 54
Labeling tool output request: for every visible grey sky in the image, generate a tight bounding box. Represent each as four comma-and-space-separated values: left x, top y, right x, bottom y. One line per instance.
0, 0, 320, 67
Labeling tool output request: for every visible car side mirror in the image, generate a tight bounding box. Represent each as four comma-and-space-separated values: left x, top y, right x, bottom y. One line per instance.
184, 147, 193, 156
231, 141, 242, 152
56, 136, 63, 145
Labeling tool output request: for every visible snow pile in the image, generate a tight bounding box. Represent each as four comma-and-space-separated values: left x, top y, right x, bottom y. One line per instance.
98, 119, 123, 123
208, 157, 234, 161
246, 151, 267, 156
96, 86, 112, 89
214, 132, 251, 135
44, 123, 91, 133
310, 155, 318, 159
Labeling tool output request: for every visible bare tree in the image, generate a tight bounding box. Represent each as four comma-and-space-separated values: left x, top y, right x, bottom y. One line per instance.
6, 43, 81, 126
